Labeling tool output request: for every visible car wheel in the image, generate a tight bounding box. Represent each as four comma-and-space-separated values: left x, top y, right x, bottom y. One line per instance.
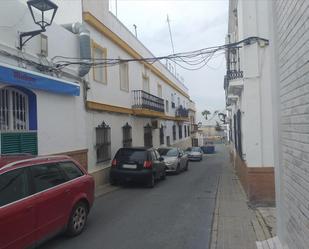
184, 162, 189, 171
66, 202, 88, 237
147, 174, 155, 188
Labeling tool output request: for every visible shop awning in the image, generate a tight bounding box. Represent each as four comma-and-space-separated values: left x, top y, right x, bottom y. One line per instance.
0, 63, 80, 96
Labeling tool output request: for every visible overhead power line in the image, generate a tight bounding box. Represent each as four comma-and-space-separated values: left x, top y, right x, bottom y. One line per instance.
52, 36, 269, 72
0, 36, 269, 75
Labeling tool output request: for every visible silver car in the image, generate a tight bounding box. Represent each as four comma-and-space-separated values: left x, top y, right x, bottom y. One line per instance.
157, 147, 189, 174
185, 147, 203, 161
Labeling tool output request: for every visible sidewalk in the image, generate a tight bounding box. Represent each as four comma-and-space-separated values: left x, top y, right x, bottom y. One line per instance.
210, 146, 276, 249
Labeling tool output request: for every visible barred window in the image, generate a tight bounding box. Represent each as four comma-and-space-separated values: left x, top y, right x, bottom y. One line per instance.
159, 125, 164, 145
172, 125, 176, 141
144, 123, 153, 147
122, 122, 132, 148
0, 88, 28, 131
96, 121, 111, 163
179, 125, 183, 139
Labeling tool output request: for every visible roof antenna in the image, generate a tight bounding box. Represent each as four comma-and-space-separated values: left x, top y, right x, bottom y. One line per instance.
133, 24, 137, 38
167, 14, 176, 75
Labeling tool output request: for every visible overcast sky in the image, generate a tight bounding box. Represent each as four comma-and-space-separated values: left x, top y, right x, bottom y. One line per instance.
110, 0, 228, 124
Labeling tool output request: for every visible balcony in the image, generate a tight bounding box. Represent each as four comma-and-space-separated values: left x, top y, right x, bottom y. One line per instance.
132, 90, 165, 113
225, 46, 244, 96
176, 105, 189, 118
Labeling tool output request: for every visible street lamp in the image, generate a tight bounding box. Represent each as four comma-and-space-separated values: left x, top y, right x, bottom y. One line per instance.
19, 0, 58, 50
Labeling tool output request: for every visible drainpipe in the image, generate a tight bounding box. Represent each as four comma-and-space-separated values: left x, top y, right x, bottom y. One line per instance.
62, 23, 91, 77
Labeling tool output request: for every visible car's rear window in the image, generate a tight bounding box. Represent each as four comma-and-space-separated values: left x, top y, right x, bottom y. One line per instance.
115, 149, 147, 162
192, 147, 201, 152
158, 148, 178, 157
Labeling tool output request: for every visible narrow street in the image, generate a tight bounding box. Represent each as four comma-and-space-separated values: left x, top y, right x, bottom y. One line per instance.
40, 145, 226, 249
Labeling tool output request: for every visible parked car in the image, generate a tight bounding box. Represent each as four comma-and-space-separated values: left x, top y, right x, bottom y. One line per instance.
0, 154, 95, 249
185, 147, 203, 161
201, 142, 215, 154
110, 147, 166, 187
157, 147, 189, 174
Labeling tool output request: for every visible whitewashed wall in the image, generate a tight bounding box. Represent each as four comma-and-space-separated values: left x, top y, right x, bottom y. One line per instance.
272, 0, 309, 248
227, 0, 275, 168
0, 0, 87, 156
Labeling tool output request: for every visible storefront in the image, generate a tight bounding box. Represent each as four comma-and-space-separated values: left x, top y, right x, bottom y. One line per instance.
0, 63, 80, 155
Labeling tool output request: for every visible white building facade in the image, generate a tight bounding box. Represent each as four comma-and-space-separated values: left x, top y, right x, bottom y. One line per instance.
225, 0, 276, 204
0, 0, 196, 187
0, 0, 89, 169
81, 0, 195, 185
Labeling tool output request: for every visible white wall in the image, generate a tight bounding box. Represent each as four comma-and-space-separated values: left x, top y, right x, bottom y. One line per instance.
227, 0, 275, 168
272, 0, 309, 248
35, 88, 87, 155
0, 0, 87, 156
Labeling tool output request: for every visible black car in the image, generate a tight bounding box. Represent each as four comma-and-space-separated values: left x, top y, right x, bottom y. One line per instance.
110, 147, 166, 187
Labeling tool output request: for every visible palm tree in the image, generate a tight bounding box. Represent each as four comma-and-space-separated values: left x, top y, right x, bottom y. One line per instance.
202, 110, 211, 120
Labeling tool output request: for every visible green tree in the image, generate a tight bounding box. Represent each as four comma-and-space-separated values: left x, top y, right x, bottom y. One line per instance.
202, 110, 211, 120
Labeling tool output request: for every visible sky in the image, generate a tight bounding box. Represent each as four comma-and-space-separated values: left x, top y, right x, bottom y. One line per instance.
110, 0, 228, 124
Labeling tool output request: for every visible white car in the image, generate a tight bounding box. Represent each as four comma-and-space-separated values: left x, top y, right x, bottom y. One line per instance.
158, 147, 189, 174
185, 147, 203, 161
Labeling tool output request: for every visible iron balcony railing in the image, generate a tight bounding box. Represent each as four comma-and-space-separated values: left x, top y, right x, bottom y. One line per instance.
226, 70, 244, 80
132, 90, 165, 113
175, 105, 189, 118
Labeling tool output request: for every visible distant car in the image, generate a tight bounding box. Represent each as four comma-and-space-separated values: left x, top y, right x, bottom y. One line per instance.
201, 142, 215, 154
110, 147, 166, 188
0, 154, 95, 249
185, 147, 203, 161
157, 147, 189, 174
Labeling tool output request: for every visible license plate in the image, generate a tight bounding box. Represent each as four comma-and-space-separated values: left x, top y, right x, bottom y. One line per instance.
122, 164, 137, 169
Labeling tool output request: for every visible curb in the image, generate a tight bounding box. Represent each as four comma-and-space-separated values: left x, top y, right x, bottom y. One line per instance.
209, 175, 221, 249
95, 184, 120, 198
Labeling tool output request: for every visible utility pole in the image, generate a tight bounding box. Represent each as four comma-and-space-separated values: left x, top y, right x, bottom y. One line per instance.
167, 14, 176, 75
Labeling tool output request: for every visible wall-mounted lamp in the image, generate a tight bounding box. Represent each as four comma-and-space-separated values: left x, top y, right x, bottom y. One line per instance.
18, 0, 58, 50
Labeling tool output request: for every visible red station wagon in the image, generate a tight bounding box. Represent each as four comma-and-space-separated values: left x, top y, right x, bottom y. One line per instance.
0, 154, 95, 249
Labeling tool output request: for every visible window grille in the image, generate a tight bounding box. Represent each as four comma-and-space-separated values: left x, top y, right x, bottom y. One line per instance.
179, 125, 183, 139
159, 125, 164, 145
144, 123, 153, 147
172, 125, 176, 140
122, 122, 132, 147
0, 88, 28, 131
96, 121, 111, 163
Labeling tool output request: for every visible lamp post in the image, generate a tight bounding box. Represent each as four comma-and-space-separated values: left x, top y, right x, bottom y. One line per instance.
19, 0, 58, 50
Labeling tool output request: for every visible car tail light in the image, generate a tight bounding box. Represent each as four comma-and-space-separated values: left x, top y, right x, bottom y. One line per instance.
143, 160, 152, 169
112, 159, 117, 167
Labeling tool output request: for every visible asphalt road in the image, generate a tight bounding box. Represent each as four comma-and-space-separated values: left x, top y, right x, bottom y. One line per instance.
40, 145, 225, 249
